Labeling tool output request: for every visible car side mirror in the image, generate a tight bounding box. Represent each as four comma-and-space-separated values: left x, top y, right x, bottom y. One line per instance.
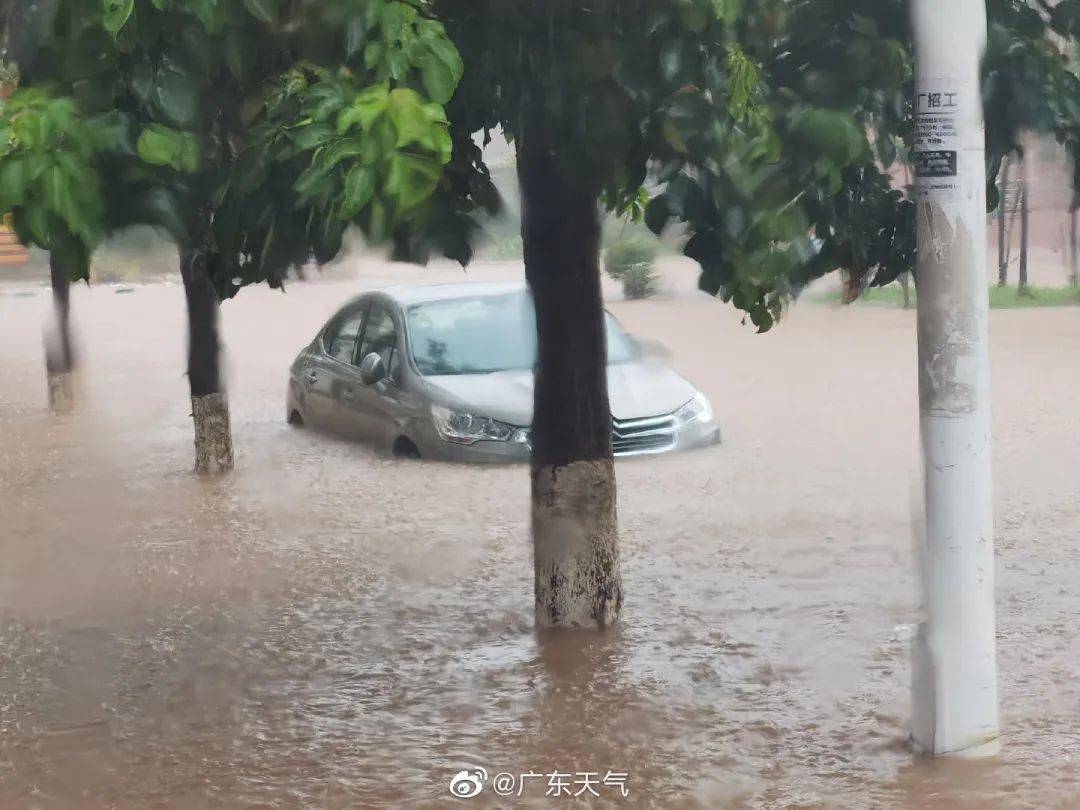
359, 352, 386, 385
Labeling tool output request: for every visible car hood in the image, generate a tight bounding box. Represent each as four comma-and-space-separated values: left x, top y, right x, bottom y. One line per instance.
423, 360, 697, 426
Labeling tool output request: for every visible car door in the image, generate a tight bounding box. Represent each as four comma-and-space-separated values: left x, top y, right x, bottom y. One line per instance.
341, 299, 411, 449
307, 303, 367, 432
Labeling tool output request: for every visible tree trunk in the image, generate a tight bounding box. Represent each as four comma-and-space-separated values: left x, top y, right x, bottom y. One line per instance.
179, 247, 234, 474
1069, 208, 1078, 288
45, 251, 76, 413
1018, 165, 1030, 294
518, 120, 622, 630
997, 157, 1009, 287
901, 272, 912, 309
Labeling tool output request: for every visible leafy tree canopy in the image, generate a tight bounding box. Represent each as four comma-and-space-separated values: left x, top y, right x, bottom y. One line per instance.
2, 0, 1077, 326
436, 0, 1079, 329
1, 0, 497, 293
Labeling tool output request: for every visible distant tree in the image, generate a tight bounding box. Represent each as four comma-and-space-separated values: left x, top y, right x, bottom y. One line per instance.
0, 87, 107, 410
998, 156, 1010, 287
1019, 161, 1031, 293
1070, 208, 1078, 286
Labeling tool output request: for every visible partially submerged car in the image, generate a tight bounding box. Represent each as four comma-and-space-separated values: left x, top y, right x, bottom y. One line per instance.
287, 282, 719, 462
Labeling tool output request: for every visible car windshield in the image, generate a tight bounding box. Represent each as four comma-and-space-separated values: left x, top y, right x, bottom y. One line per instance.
406, 292, 638, 376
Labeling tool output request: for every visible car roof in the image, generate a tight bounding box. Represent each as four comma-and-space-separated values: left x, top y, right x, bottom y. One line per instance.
367, 281, 528, 307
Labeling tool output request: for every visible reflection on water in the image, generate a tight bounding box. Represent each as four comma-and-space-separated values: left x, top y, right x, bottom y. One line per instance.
3, 277, 1080, 807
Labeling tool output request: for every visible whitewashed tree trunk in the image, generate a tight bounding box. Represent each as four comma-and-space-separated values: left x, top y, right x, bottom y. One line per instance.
532, 460, 621, 628
191, 392, 234, 475
910, 0, 999, 757
180, 246, 234, 475
518, 86, 623, 630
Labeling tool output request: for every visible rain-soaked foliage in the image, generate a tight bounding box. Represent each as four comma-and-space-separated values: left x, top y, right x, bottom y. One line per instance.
437, 0, 1080, 329
1, 0, 1079, 324
0, 0, 498, 297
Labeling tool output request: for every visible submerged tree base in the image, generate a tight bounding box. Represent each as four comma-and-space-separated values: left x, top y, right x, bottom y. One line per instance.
191, 393, 234, 475
532, 459, 622, 629
46, 372, 75, 414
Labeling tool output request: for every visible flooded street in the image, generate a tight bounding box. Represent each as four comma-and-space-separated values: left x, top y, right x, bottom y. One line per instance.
2, 261, 1080, 808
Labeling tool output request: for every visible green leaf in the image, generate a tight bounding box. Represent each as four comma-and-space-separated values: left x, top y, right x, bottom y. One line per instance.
384, 153, 441, 210
312, 214, 346, 264
91, 111, 139, 157
137, 125, 200, 172
321, 137, 367, 168
420, 37, 463, 105
338, 83, 389, 134
132, 187, 189, 241
294, 164, 334, 201
379, 2, 416, 42
45, 165, 80, 236
0, 159, 28, 208
292, 123, 336, 152
387, 88, 429, 148
188, 0, 225, 34
366, 196, 389, 242
340, 165, 377, 219
224, 27, 256, 80
104, 0, 135, 38
241, 0, 279, 23
51, 229, 92, 283
153, 66, 199, 127
712, 0, 742, 25
345, 16, 367, 60
421, 54, 455, 106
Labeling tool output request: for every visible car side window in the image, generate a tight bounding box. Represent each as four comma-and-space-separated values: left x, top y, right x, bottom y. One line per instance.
356, 303, 399, 378
325, 306, 366, 364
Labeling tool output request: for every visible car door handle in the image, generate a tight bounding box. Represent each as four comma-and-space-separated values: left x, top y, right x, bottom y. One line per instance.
305, 372, 318, 384
343, 388, 355, 401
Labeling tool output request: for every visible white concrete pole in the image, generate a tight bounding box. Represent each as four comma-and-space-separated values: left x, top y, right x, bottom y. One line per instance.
910, 0, 999, 757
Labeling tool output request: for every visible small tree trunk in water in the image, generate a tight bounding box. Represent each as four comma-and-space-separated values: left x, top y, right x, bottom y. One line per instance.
1069, 209, 1078, 288
518, 123, 622, 630
1018, 166, 1030, 294
180, 247, 234, 474
45, 251, 76, 413
997, 158, 1009, 287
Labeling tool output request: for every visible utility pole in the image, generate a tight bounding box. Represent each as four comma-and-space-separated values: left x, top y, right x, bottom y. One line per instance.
910, 0, 999, 757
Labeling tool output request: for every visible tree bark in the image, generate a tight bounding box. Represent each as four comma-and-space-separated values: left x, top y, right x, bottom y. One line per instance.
179, 247, 234, 474
997, 157, 1009, 287
518, 118, 622, 630
45, 250, 75, 413
1018, 165, 1030, 293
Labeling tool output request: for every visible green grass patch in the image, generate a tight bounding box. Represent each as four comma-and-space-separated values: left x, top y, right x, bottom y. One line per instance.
830, 284, 1080, 309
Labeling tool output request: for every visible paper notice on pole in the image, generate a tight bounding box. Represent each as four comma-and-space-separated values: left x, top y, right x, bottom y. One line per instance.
913, 81, 962, 203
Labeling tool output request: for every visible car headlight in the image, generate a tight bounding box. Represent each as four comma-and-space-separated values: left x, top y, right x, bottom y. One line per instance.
431, 404, 516, 444
675, 391, 713, 425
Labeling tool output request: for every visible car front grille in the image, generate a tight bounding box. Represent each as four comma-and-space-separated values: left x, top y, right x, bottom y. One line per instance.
612, 413, 678, 457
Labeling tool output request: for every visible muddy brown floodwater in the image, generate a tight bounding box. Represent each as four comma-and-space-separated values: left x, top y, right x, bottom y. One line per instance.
2, 259, 1080, 808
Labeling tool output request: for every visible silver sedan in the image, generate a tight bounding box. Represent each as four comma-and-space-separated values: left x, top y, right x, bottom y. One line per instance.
286, 282, 720, 462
